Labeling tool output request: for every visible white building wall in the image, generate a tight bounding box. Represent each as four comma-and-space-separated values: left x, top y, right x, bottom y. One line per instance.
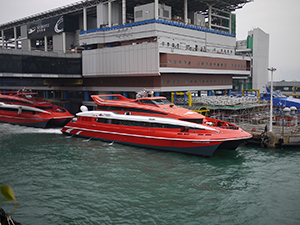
251, 28, 269, 91
80, 23, 236, 54
97, 2, 121, 28
83, 42, 159, 77
20, 25, 30, 50
53, 33, 63, 53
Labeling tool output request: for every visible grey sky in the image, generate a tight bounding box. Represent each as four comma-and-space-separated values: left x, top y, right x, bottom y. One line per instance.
236, 0, 300, 81
1, 0, 299, 81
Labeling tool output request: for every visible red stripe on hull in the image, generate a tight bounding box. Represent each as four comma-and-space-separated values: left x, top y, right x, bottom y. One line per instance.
62, 125, 222, 157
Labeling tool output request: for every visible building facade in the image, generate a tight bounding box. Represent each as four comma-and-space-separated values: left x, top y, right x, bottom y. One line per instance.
0, 0, 253, 112
234, 27, 270, 92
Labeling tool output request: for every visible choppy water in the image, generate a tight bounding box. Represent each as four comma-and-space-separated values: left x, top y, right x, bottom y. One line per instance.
1, 123, 300, 225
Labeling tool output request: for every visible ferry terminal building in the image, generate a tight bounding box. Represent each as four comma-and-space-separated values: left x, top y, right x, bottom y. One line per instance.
0, 0, 268, 113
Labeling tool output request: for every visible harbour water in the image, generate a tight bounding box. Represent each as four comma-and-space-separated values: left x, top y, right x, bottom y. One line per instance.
1, 123, 300, 225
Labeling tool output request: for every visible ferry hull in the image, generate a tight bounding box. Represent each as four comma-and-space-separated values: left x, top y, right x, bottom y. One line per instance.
0, 108, 72, 128
62, 125, 221, 157
217, 139, 247, 150
0, 115, 72, 128
47, 117, 73, 128
0, 114, 50, 128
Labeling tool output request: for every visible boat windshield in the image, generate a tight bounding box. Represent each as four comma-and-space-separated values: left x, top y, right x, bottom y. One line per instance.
19, 94, 37, 99
38, 106, 53, 110
136, 98, 172, 105
152, 98, 172, 105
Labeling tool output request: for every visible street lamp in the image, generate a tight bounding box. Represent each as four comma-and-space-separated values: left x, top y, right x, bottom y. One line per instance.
268, 67, 276, 132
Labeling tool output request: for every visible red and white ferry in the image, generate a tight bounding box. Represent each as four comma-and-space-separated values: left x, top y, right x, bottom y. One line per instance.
61, 106, 252, 157
0, 90, 73, 128
86, 94, 252, 150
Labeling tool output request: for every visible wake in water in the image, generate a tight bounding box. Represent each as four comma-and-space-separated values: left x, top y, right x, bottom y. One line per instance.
0, 123, 62, 135
83, 138, 92, 142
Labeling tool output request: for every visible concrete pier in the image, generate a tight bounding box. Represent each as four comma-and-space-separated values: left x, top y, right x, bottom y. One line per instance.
241, 123, 300, 148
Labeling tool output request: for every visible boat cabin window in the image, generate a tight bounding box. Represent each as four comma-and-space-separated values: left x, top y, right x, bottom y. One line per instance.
97, 117, 181, 129
38, 106, 53, 110
180, 126, 189, 132
81, 117, 93, 122
0, 98, 30, 105
137, 99, 156, 105
180, 118, 203, 124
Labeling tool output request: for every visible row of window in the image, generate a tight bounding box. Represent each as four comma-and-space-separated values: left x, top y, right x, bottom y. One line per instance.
86, 79, 231, 85
97, 117, 182, 129
161, 42, 234, 55
0, 54, 82, 74
105, 80, 154, 85
162, 79, 231, 84
167, 60, 246, 68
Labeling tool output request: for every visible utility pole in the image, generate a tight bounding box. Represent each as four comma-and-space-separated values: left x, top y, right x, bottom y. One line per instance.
268, 67, 276, 132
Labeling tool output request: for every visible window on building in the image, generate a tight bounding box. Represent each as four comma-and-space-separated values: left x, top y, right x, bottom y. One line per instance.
135, 10, 142, 18
163, 10, 169, 18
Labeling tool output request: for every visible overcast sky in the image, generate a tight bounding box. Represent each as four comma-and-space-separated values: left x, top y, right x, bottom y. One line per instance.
0, 0, 299, 81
